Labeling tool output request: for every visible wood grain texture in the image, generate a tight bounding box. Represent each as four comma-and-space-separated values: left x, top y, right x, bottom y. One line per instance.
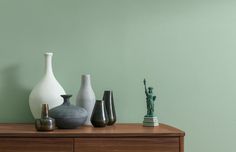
0, 123, 185, 152
0, 123, 185, 138
180, 136, 184, 152
75, 138, 179, 152
0, 138, 73, 152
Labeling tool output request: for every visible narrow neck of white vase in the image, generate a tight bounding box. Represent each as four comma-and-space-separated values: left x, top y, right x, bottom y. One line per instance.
81, 75, 92, 88
44, 53, 55, 77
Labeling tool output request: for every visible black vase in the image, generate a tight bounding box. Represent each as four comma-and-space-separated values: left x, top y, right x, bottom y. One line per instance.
49, 95, 88, 129
90, 100, 108, 127
103, 91, 116, 125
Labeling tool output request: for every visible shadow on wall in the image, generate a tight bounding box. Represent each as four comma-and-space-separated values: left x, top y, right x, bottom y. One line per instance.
0, 65, 34, 123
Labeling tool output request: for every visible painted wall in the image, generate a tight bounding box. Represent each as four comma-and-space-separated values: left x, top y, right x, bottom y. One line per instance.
0, 0, 235, 151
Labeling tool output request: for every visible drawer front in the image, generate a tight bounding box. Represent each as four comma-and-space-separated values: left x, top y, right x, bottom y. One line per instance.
75, 137, 179, 152
0, 138, 73, 152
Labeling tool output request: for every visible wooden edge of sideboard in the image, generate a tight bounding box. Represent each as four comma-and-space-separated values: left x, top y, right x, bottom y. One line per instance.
0, 123, 185, 138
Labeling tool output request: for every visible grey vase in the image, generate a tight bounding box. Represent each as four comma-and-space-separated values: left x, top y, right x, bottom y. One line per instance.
103, 90, 116, 125
90, 100, 108, 127
49, 95, 88, 129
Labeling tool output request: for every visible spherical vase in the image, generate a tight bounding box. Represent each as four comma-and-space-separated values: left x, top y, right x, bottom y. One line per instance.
29, 52, 66, 119
76, 74, 96, 125
49, 95, 88, 129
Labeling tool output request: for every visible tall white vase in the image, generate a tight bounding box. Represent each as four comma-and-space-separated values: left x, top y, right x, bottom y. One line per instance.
76, 74, 96, 125
29, 52, 66, 119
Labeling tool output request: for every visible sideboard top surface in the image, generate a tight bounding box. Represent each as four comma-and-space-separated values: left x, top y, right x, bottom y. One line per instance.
0, 123, 185, 138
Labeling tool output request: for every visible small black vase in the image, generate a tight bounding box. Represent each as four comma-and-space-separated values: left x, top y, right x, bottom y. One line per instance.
90, 100, 108, 127
103, 91, 116, 125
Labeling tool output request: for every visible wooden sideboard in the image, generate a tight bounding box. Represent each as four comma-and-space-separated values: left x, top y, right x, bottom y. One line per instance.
0, 123, 185, 152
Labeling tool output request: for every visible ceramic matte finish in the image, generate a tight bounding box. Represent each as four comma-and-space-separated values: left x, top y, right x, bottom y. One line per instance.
49, 95, 87, 129
76, 75, 96, 125
1, 1, 236, 152
29, 53, 66, 118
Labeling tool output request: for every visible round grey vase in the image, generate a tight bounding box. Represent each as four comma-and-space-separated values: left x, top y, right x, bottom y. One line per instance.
49, 95, 88, 129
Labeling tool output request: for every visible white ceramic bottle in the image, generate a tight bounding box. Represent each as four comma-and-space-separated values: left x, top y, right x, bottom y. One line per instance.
29, 52, 66, 119
76, 74, 96, 125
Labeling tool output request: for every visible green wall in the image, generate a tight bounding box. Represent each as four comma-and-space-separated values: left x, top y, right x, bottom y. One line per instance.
0, 0, 235, 151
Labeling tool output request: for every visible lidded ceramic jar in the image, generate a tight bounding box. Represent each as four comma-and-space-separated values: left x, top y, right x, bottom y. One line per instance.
35, 104, 55, 131
49, 95, 88, 129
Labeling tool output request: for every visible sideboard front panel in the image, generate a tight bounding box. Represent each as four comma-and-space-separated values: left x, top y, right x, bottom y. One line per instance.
75, 137, 179, 152
0, 138, 73, 152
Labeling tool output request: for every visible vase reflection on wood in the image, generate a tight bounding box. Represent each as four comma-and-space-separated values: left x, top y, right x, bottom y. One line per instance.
76, 74, 96, 125
90, 100, 108, 127
29, 52, 66, 118
103, 90, 116, 125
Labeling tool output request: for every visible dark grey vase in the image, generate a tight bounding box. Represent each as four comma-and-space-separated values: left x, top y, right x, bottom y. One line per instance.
35, 104, 55, 131
90, 100, 108, 127
49, 95, 88, 129
103, 90, 116, 125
